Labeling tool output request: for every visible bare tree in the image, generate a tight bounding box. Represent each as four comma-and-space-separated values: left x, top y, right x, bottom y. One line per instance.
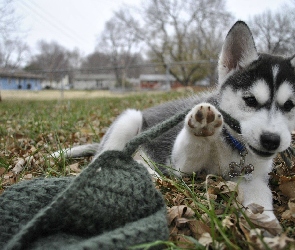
248, 9, 295, 55
81, 50, 145, 83
80, 52, 113, 74
115, 0, 233, 86
25, 41, 80, 83
97, 16, 140, 87
0, 38, 29, 68
0, 0, 29, 68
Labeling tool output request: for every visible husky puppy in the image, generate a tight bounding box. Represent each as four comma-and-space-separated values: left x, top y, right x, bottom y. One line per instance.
55, 21, 295, 223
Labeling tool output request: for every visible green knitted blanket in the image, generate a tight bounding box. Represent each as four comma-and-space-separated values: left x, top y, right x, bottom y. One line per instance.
0, 110, 188, 250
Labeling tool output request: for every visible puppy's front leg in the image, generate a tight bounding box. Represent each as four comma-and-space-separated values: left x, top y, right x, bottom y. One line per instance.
172, 103, 223, 175
238, 178, 277, 221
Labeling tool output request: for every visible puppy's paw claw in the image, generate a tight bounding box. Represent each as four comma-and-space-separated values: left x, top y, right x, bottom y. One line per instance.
186, 103, 223, 137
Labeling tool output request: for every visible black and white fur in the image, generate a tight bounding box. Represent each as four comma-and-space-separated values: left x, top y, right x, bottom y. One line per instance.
54, 21, 295, 223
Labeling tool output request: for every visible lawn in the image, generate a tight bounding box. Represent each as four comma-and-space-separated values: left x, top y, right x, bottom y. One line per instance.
0, 89, 295, 249
0, 90, 190, 182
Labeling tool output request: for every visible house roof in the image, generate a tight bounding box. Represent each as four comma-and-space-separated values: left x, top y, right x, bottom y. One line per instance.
0, 69, 44, 79
139, 74, 176, 81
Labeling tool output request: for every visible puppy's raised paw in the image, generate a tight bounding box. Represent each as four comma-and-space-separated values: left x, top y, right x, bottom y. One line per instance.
186, 103, 223, 137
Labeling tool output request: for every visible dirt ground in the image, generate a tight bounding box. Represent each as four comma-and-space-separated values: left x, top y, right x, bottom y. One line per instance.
0, 90, 135, 100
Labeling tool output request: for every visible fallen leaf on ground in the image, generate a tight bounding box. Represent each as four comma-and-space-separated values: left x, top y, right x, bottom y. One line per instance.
23, 174, 33, 180
168, 205, 199, 245
167, 205, 195, 225
282, 198, 295, 220
247, 203, 265, 214
12, 158, 25, 174
279, 175, 295, 198
217, 180, 238, 194
263, 233, 295, 250
3, 172, 18, 186
69, 163, 81, 173
188, 219, 210, 239
244, 210, 282, 235
198, 232, 213, 246
0, 167, 6, 176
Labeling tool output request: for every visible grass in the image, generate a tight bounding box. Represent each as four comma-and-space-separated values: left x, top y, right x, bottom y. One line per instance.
0, 89, 295, 249
0, 90, 191, 184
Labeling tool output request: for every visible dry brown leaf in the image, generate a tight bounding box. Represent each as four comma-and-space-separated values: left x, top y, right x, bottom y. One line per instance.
28, 145, 37, 154
69, 163, 81, 173
171, 233, 194, 249
217, 181, 238, 194
12, 158, 25, 174
247, 203, 265, 214
281, 198, 295, 220
172, 193, 186, 206
3, 172, 17, 185
0, 167, 6, 176
206, 179, 238, 202
168, 205, 198, 243
221, 214, 246, 245
79, 128, 93, 135
188, 220, 210, 239
208, 193, 217, 200
25, 156, 35, 167
207, 186, 219, 195
279, 177, 295, 198
167, 205, 195, 225
281, 210, 293, 220
222, 215, 234, 228
198, 232, 213, 246
245, 210, 282, 235
23, 174, 33, 180
239, 218, 252, 244
176, 217, 195, 224
248, 229, 265, 250
263, 234, 295, 250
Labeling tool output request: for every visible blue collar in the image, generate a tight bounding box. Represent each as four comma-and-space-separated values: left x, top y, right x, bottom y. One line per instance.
222, 128, 245, 153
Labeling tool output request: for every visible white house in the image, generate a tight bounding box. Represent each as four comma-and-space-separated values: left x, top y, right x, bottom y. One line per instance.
42, 75, 70, 89
73, 74, 116, 90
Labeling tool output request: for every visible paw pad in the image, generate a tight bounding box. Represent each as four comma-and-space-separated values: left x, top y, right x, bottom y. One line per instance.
186, 104, 223, 137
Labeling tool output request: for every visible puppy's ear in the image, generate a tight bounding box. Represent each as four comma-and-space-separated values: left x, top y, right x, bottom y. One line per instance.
218, 21, 258, 85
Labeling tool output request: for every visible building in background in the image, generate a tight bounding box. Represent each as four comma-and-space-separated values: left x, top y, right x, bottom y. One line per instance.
0, 69, 44, 90
42, 75, 70, 90
73, 74, 116, 90
139, 74, 181, 90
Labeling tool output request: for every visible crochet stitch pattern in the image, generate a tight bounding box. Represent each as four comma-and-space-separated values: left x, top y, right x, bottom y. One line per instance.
0, 109, 189, 250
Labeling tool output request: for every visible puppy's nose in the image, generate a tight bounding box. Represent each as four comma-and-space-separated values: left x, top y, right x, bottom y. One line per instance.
260, 132, 280, 151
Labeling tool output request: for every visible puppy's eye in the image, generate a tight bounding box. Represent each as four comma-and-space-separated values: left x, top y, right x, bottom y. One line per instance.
283, 100, 294, 112
243, 96, 258, 108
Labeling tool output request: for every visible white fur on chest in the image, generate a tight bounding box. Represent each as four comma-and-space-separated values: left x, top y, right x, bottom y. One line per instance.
172, 124, 274, 176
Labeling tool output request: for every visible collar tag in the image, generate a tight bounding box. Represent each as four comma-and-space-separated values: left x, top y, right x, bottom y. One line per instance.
223, 128, 254, 181
228, 150, 254, 181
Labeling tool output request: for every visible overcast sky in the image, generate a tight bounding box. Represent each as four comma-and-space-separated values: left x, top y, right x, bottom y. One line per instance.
14, 0, 289, 56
